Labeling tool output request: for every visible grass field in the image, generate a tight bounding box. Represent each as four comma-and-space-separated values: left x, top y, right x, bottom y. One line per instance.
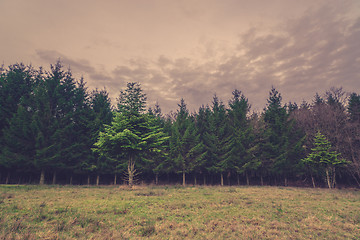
0, 185, 359, 239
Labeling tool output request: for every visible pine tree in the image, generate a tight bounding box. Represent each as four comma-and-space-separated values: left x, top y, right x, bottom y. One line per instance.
143, 104, 170, 185
224, 89, 253, 185
348, 93, 360, 122
170, 99, 204, 186
85, 88, 113, 185
302, 131, 347, 188
195, 105, 212, 185
94, 82, 168, 187
262, 87, 292, 185
0, 64, 35, 182
203, 95, 229, 186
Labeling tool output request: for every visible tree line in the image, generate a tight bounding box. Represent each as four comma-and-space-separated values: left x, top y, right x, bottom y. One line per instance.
0, 62, 359, 188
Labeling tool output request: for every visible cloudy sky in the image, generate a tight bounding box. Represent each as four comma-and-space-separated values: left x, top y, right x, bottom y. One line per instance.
1, 0, 359, 113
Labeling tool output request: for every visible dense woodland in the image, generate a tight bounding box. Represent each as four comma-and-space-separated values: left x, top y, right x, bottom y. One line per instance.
0, 62, 359, 188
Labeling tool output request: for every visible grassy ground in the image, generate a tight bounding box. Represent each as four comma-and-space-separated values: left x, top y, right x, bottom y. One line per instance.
0, 185, 359, 239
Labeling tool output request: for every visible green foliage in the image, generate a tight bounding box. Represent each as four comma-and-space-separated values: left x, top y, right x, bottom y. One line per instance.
94, 82, 168, 186
302, 131, 348, 188
170, 99, 205, 185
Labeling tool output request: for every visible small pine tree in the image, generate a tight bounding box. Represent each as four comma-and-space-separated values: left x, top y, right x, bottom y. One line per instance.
302, 131, 347, 188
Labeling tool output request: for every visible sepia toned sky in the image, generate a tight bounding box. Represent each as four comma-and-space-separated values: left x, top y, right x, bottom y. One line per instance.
1, 0, 360, 113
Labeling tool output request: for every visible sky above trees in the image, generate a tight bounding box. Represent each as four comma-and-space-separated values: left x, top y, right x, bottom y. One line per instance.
1, 0, 359, 113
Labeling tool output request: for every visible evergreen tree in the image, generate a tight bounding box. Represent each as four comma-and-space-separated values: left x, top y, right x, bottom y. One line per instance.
144, 104, 170, 184
32, 62, 80, 184
348, 93, 360, 122
85, 88, 113, 185
195, 105, 212, 185
262, 87, 298, 185
203, 95, 229, 185
170, 99, 204, 186
302, 131, 347, 188
94, 82, 168, 187
224, 90, 253, 185
0, 64, 36, 182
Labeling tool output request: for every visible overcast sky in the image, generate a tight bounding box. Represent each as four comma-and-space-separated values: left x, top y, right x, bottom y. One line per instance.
1, 0, 359, 113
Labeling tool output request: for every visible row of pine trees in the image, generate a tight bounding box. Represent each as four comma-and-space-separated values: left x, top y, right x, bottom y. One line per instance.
1, 62, 359, 188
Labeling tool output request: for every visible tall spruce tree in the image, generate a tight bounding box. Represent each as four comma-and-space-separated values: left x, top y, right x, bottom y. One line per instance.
203, 95, 229, 185
32, 62, 80, 184
0, 64, 36, 182
170, 99, 204, 186
195, 105, 212, 185
262, 87, 291, 185
224, 90, 253, 185
85, 88, 113, 185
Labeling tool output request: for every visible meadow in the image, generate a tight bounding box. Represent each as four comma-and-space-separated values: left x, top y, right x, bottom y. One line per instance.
0, 185, 359, 239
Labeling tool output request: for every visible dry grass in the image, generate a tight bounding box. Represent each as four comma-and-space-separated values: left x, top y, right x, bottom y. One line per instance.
0, 184, 359, 239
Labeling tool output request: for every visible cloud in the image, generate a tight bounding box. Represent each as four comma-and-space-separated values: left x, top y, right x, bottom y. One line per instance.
34, 2, 360, 114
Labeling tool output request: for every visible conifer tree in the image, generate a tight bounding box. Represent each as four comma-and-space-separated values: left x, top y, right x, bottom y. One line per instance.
170, 99, 204, 186
85, 88, 113, 185
195, 105, 212, 185
262, 87, 294, 185
302, 131, 347, 188
224, 90, 253, 185
204, 95, 229, 185
94, 82, 168, 187
0, 64, 36, 182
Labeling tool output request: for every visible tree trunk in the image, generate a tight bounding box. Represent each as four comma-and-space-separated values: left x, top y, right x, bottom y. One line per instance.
326, 168, 331, 189
87, 175, 90, 185
114, 174, 117, 185
52, 171, 57, 185
155, 173, 159, 185
332, 167, 336, 189
5, 172, 10, 184
194, 174, 197, 186
220, 173, 224, 186
182, 171, 186, 187
203, 174, 206, 186
69, 175, 73, 185
311, 173, 316, 188
246, 171, 250, 186
39, 169, 45, 185
284, 177, 288, 187
227, 172, 231, 186
237, 174, 240, 185
260, 174, 264, 186
17, 177, 21, 185
96, 174, 100, 186
128, 155, 136, 187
